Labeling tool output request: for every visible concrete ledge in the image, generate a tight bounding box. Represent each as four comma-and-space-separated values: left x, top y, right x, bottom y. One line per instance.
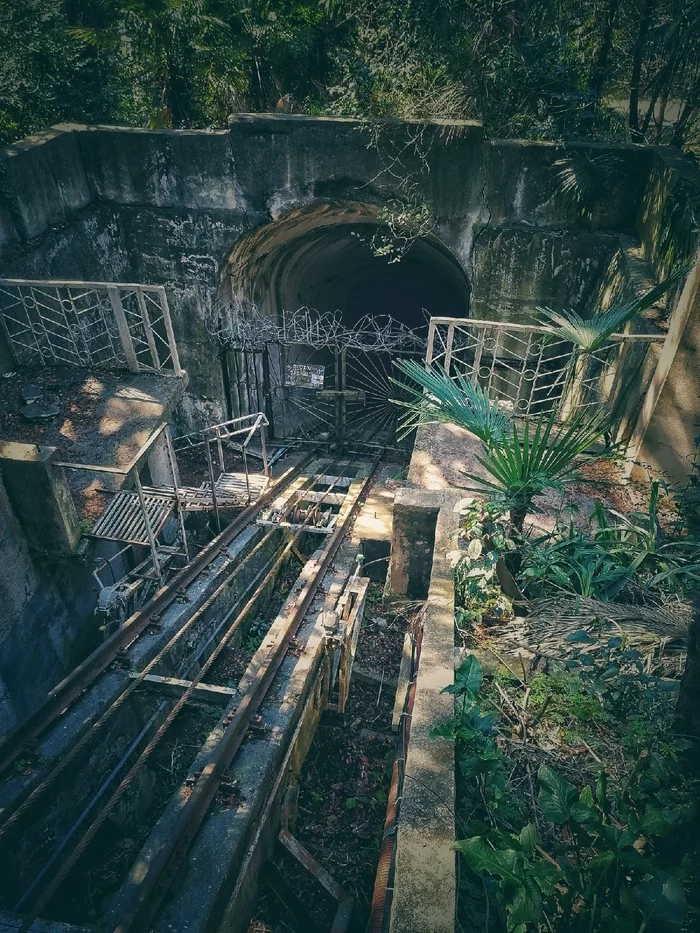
0, 443, 80, 555
391, 504, 459, 933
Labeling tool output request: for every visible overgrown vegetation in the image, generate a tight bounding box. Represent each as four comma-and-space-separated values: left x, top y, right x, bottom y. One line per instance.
3, 0, 700, 153
427, 368, 700, 929
441, 648, 700, 932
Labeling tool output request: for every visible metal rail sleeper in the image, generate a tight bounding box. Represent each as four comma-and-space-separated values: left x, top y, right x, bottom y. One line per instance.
0, 453, 315, 778
0, 459, 340, 843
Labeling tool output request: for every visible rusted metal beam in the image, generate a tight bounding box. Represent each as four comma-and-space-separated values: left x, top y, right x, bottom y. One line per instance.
128, 673, 237, 704
0, 453, 315, 778
110, 458, 380, 933
279, 828, 354, 933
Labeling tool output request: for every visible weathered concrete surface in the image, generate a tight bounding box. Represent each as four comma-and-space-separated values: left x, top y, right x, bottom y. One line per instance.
629, 249, 700, 482
351, 463, 397, 582
408, 421, 491, 491
388, 488, 441, 599
390, 501, 459, 933
0, 913, 87, 933
0, 442, 80, 555
0, 118, 664, 430
0, 370, 187, 727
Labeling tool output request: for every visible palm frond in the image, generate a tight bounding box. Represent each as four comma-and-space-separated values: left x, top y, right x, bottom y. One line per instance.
464, 409, 611, 526
538, 263, 691, 352
390, 359, 511, 444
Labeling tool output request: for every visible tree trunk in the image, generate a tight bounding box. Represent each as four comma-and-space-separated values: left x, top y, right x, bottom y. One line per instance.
628, 0, 655, 141
582, 0, 620, 131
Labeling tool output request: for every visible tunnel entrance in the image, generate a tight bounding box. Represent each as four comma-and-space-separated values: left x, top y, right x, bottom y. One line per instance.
216, 200, 470, 448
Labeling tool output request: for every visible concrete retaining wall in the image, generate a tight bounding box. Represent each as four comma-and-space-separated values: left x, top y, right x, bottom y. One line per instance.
0, 118, 664, 427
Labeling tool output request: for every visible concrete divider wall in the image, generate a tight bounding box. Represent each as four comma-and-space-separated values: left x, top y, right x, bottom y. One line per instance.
391, 496, 460, 933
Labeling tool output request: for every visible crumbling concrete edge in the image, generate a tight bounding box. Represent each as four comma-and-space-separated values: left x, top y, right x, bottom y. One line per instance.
390, 495, 460, 933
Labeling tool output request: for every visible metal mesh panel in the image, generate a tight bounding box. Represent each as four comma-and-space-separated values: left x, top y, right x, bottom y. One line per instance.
427, 318, 662, 421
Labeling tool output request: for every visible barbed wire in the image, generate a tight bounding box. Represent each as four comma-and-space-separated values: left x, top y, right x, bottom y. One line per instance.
206, 296, 428, 354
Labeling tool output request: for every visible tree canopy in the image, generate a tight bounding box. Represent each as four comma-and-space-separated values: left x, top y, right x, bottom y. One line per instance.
1, 0, 699, 153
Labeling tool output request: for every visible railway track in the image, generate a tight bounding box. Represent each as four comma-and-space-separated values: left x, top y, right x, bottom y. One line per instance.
0, 452, 316, 779
1, 452, 381, 933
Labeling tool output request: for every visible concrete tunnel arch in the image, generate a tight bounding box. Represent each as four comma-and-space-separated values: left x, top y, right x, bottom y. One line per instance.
221, 200, 471, 329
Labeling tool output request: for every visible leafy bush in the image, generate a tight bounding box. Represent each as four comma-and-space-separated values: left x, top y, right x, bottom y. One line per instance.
442, 650, 699, 933
519, 484, 700, 602
454, 501, 515, 627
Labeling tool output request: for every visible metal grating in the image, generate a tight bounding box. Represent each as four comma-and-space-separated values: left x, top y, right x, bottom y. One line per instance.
143, 473, 269, 511
89, 491, 175, 546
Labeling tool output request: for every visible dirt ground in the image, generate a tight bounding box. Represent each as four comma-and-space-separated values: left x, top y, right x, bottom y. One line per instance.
246, 594, 408, 933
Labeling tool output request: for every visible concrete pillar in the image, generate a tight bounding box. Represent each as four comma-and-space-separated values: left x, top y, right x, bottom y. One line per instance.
0, 442, 81, 554
390, 503, 459, 933
388, 489, 442, 599
624, 248, 700, 482
146, 431, 178, 487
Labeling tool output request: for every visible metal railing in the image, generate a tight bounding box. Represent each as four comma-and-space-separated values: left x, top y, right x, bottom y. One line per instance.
0, 279, 182, 376
174, 414, 271, 530
426, 316, 665, 422
57, 423, 188, 578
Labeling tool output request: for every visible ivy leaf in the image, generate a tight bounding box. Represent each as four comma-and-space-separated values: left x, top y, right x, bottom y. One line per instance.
620, 874, 686, 931
538, 764, 578, 824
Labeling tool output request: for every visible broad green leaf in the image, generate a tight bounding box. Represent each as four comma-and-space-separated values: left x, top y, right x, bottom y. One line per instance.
620, 874, 686, 931
455, 836, 524, 886
589, 850, 616, 891
508, 880, 543, 927
538, 764, 578, 824
451, 654, 483, 696
642, 805, 676, 838
571, 784, 598, 824
518, 823, 539, 856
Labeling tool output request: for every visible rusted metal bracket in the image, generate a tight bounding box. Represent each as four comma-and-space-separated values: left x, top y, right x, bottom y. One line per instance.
325, 573, 370, 714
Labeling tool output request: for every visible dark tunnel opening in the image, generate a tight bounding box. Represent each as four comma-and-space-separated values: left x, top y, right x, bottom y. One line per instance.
225, 201, 470, 329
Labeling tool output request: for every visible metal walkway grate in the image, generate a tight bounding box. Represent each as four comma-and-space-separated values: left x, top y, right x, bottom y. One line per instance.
141, 472, 269, 512
89, 491, 175, 545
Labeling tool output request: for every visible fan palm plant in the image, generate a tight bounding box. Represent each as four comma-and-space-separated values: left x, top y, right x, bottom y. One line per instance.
391, 359, 511, 445
465, 408, 611, 532
538, 263, 690, 352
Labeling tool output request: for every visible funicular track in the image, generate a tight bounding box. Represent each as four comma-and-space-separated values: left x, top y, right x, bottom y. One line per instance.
0, 449, 381, 933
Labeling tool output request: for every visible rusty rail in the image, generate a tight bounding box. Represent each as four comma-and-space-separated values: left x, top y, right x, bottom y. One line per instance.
0, 453, 315, 778
110, 456, 380, 933
368, 615, 423, 933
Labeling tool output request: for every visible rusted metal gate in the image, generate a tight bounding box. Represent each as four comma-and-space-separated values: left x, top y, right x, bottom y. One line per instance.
219, 309, 426, 449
